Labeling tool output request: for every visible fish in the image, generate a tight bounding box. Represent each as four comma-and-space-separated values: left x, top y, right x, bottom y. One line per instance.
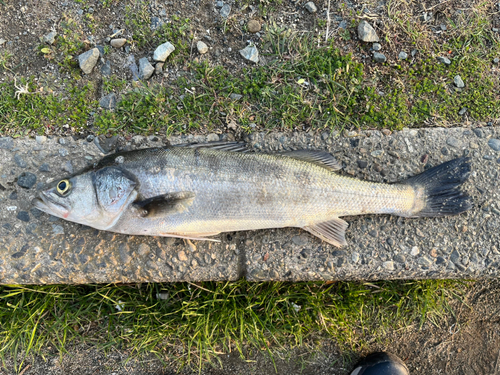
32, 142, 472, 247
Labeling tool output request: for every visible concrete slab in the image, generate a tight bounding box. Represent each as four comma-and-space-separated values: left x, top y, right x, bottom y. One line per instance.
0, 127, 499, 284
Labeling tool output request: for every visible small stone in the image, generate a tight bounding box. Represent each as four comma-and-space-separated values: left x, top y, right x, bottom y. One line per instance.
101, 60, 111, 76
421, 12, 433, 22
220, 3, 231, 18
17, 172, 37, 189
469, 141, 479, 149
239, 44, 259, 63
357, 21, 379, 42
436, 256, 446, 265
357, 160, 368, 169
153, 42, 175, 62
62, 161, 74, 174
9, 191, 17, 200
373, 52, 386, 63
17, 211, 30, 222
383, 261, 395, 271
483, 155, 493, 160
150, 16, 163, 30
78, 48, 100, 74
418, 256, 433, 267
410, 246, 420, 256
99, 93, 117, 110
441, 147, 449, 155
110, 38, 127, 48
351, 252, 360, 263
139, 57, 154, 80
51, 224, 64, 235
488, 138, 500, 151
230, 93, 243, 100
493, 57, 500, 64
247, 20, 261, 33
446, 136, 460, 148
215, 1, 223, 8
39, 163, 50, 172
368, 230, 378, 238
371, 149, 384, 157
398, 51, 408, 60
372, 43, 381, 51
437, 56, 451, 65
197, 41, 209, 54
14, 154, 27, 168
304, 1, 317, 13
178, 250, 188, 262
440, 24, 447, 31
0, 137, 14, 150
191, 259, 198, 268
387, 238, 394, 247
155, 62, 164, 75
42, 30, 57, 45
59, 148, 69, 157
292, 235, 308, 246
86, 135, 95, 142
138, 243, 151, 256
453, 75, 465, 88
450, 249, 460, 263
96, 45, 105, 57
35, 136, 47, 144
473, 128, 484, 138
458, 108, 467, 116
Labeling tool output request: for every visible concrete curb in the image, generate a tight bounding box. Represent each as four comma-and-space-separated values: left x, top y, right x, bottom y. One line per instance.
0, 127, 499, 284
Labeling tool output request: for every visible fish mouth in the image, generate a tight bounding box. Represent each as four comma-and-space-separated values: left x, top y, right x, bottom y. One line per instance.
32, 192, 69, 218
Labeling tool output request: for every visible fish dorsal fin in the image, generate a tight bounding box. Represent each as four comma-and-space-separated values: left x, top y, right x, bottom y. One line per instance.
303, 218, 348, 247
173, 141, 250, 153
280, 150, 342, 171
134, 191, 195, 218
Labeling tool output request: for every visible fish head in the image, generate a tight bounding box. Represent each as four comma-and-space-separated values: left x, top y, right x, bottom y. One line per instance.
33, 167, 138, 230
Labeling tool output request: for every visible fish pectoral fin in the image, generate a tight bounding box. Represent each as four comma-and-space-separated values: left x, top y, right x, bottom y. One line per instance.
303, 218, 348, 247
159, 232, 221, 242
133, 191, 195, 218
280, 150, 342, 171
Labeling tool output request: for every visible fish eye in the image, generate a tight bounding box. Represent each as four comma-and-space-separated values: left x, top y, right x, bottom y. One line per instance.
56, 179, 71, 196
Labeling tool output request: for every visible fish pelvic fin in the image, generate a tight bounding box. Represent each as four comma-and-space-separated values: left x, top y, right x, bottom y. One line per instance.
134, 191, 195, 218
303, 218, 348, 247
403, 157, 472, 217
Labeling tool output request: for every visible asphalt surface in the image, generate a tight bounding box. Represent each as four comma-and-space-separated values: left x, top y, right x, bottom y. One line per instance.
0, 126, 499, 284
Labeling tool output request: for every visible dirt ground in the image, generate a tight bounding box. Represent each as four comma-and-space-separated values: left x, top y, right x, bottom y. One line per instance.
0, 279, 498, 375
1, 0, 500, 373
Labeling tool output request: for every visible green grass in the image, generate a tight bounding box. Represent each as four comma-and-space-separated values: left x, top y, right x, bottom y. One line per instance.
0, 279, 466, 371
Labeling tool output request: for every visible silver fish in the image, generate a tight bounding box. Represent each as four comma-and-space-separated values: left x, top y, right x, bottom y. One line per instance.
33, 143, 472, 247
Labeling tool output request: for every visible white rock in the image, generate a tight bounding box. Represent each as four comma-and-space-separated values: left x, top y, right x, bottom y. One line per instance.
153, 42, 175, 62
239, 44, 259, 63
357, 21, 379, 42
197, 41, 209, 54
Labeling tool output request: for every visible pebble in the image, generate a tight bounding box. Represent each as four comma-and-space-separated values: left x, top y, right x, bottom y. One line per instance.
215, 1, 223, 8
9, 191, 17, 200
139, 57, 154, 80
101, 60, 111, 77
14, 154, 27, 168
138, 243, 151, 256
488, 138, 500, 151
383, 261, 395, 271
357, 21, 379, 42
99, 93, 117, 110
86, 135, 95, 142
494, 58, 500, 64
59, 148, 69, 157
437, 56, 451, 65
52, 224, 64, 235
17, 211, 30, 222
469, 141, 479, 149
0, 137, 14, 150
387, 238, 394, 247
473, 128, 484, 138
368, 230, 378, 238
207, 133, 219, 142
197, 41, 209, 54
373, 52, 386, 63
446, 136, 460, 148
357, 160, 368, 169
292, 235, 308, 246
35, 136, 47, 144
155, 62, 164, 75
247, 20, 261, 33
150, 16, 163, 30
178, 250, 188, 262
39, 163, 50, 172
78, 48, 100, 74
351, 252, 360, 263
154, 42, 175, 62
110, 38, 127, 48
42, 30, 57, 45
398, 51, 408, 60
239, 44, 259, 63
418, 256, 433, 267
304, 1, 317, 13
453, 75, 465, 88
230, 93, 243, 100
458, 108, 467, 116
17, 172, 37, 189
220, 3, 231, 18
441, 147, 449, 155
410, 246, 420, 256
372, 43, 381, 51
371, 149, 384, 157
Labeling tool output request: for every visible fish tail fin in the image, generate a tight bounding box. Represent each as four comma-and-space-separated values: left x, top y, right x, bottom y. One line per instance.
403, 157, 472, 217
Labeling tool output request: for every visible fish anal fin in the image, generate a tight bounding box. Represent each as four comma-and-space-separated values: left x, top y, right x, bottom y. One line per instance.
134, 191, 195, 218
303, 218, 348, 247
281, 150, 342, 171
